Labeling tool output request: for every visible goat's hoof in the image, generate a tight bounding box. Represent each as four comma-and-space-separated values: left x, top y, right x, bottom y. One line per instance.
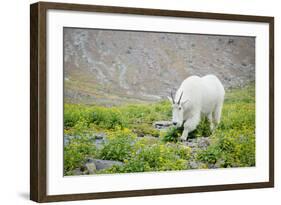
180, 137, 187, 142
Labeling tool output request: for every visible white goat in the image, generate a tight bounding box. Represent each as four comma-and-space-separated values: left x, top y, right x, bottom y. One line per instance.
168, 75, 225, 141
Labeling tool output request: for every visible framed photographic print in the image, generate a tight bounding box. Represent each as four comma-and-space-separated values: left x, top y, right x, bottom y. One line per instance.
30, 1, 274, 202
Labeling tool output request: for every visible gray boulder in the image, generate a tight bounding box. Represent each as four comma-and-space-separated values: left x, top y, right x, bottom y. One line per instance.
153, 121, 172, 130
84, 158, 97, 174
93, 159, 124, 170
197, 137, 211, 148
71, 168, 84, 175
84, 158, 124, 173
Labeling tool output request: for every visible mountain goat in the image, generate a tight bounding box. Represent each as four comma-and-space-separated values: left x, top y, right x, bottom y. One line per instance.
168, 75, 225, 141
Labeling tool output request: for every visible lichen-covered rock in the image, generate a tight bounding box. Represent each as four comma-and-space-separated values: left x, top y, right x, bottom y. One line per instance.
71, 168, 84, 175
93, 159, 124, 170
84, 158, 97, 174
153, 121, 172, 130
83, 158, 124, 173
184, 137, 210, 149
189, 161, 207, 169
197, 137, 211, 148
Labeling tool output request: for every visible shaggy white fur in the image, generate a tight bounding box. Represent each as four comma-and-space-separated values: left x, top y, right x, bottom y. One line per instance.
169, 75, 225, 141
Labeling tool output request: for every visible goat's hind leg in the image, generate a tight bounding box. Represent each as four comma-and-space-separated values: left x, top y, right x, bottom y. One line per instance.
213, 102, 223, 127
207, 112, 214, 131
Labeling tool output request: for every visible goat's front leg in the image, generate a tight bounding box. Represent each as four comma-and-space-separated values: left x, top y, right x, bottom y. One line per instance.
180, 126, 189, 141
180, 113, 201, 141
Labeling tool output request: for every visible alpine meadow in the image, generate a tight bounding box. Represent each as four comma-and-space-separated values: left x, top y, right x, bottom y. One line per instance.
63, 28, 255, 176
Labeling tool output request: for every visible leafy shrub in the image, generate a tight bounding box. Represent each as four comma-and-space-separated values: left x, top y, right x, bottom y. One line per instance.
119, 100, 171, 125
108, 143, 188, 173
197, 146, 220, 164
131, 123, 160, 137
98, 137, 191, 174
189, 117, 212, 138
218, 104, 255, 131
90, 107, 127, 129
64, 136, 97, 175
171, 143, 192, 160
64, 104, 127, 130
99, 128, 137, 161
71, 119, 89, 136
64, 100, 171, 131
161, 127, 182, 142
64, 104, 89, 127
197, 128, 255, 168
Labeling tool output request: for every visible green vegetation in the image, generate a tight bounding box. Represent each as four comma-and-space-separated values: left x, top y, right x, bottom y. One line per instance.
99, 128, 137, 162
99, 138, 191, 174
64, 84, 255, 175
64, 136, 98, 175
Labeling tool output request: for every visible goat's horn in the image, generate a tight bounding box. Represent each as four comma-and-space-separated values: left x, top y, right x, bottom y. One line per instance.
170, 91, 175, 104
178, 92, 183, 104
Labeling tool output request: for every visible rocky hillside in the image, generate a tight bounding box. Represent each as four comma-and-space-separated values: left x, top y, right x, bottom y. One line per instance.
63, 28, 255, 105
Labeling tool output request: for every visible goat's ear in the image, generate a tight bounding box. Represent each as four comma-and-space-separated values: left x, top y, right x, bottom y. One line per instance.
181, 99, 189, 106
167, 96, 173, 103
